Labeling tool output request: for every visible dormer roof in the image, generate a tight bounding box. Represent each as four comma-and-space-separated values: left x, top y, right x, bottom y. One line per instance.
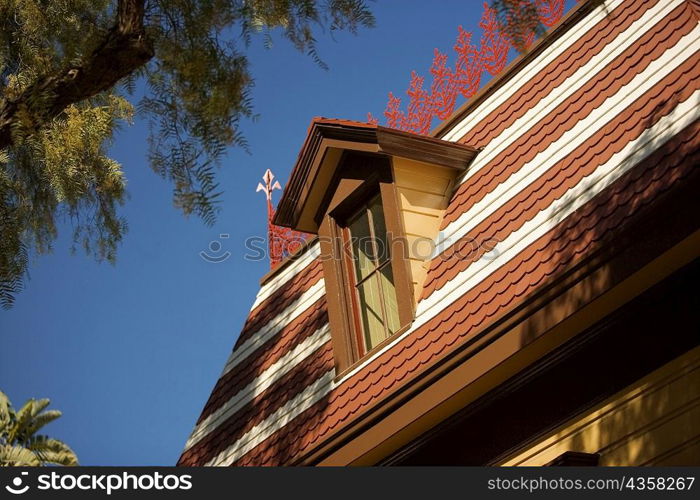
273, 117, 478, 233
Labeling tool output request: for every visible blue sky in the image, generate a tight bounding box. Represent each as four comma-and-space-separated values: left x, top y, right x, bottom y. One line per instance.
0, 1, 574, 465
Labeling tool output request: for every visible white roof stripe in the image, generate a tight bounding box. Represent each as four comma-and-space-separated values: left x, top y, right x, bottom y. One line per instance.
251, 242, 321, 310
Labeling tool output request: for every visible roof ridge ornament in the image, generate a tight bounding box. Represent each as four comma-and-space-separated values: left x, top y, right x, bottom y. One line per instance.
256, 169, 282, 201
257, 169, 309, 269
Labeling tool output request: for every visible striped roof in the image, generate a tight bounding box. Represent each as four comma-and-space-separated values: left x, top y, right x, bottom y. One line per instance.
179, 0, 700, 466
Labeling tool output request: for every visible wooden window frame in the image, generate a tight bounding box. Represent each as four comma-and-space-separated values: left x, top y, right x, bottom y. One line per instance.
342, 194, 400, 353
318, 152, 415, 376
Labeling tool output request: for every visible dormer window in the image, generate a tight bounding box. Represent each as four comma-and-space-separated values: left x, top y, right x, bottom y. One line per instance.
319, 153, 415, 370
273, 118, 478, 374
344, 194, 400, 351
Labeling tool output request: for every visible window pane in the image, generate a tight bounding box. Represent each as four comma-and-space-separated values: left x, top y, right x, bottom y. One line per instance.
357, 276, 387, 350
369, 196, 389, 264
378, 265, 401, 334
348, 210, 374, 281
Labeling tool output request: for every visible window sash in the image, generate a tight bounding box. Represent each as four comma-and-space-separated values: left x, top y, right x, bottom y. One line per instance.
346, 195, 399, 352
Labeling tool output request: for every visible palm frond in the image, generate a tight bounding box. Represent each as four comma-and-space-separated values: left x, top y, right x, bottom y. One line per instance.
7, 400, 33, 443
25, 410, 62, 437
30, 399, 51, 416
27, 436, 78, 466
10, 398, 51, 442
0, 393, 78, 467
0, 390, 11, 434
0, 444, 41, 466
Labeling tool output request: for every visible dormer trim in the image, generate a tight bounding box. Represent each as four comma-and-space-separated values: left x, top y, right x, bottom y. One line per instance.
274, 118, 478, 233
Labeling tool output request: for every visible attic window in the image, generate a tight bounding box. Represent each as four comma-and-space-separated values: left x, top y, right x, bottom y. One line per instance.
344, 194, 400, 352
319, 153, 415, 373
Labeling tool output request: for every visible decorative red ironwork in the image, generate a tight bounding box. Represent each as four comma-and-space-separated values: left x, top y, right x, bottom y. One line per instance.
256, 169, 310, 269
377, 0, 565, 135
537, 0, 566, 27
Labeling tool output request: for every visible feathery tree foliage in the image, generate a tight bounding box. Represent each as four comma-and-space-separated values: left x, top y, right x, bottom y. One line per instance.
0, 0, 375, 308
0, 390, 78, 466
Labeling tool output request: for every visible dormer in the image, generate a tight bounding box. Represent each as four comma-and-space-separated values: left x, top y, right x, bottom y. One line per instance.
275, 118, 477, 374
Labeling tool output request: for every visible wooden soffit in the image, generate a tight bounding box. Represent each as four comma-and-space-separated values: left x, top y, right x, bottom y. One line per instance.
274, 118, 478, 233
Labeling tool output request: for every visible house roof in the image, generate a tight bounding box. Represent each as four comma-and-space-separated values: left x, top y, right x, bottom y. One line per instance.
178, 0, 700, 466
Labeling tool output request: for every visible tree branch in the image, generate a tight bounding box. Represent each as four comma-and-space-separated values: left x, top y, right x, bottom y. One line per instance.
0, 0, 154, 150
